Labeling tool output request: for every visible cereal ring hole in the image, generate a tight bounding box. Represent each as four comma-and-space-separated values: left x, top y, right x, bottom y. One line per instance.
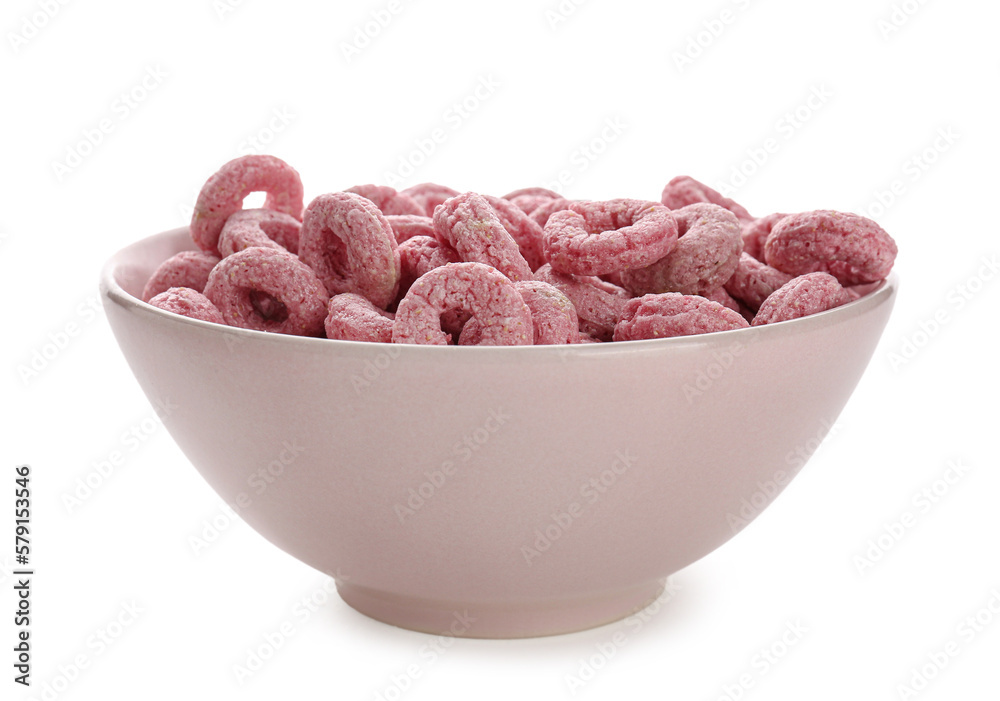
242, 191, 267, 209
249, 290, 289, 323
312, 226, 351, 282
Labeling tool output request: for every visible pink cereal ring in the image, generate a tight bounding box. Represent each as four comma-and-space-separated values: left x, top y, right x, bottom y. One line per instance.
218, 208, 301, 258
142, 250, 220, 302
613, 293, 749, 342
325, 293, 394, 343
298, 192, 401, 309
723, 252, 794, 311
395, 235, 465, 335
702, 286, 741, 313
621, 203, 742, 296
455, 309, 561, 346
191, 155, 304, 256
507, 194, 556, 217
396, 235, 461, 299
534, 264, 628, 342
432, 192, 533, 282
529, 198, 574, 227
400, 183, 460, 217
148, 287, 224, 324
741, 213, 788, 262
752, 272, 853, 326
514, 280, 580, 345
453, 318, 485, 346
346, 184, 425, 216
502, 187, 561, 201
482, 194, 547, 271
393, 262, 533, 346
660, 175, 753, 222
204, 246, 329, 336
763, 210, 898, 285
542, 199, 679, 276
385, 214, 436, 244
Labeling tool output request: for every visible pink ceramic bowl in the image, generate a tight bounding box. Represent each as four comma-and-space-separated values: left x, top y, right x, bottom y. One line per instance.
101, 227, 897, 638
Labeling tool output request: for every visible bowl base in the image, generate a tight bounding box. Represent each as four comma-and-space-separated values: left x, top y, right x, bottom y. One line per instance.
336, 580, 666, 639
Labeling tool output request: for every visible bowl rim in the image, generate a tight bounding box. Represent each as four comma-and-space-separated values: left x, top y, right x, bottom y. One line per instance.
100, 226, 898, 355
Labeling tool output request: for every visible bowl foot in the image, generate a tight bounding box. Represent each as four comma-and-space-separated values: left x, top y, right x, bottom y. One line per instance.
336, 579, 666, 639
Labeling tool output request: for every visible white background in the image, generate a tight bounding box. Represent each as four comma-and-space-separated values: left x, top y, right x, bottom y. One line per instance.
3, 0, 999, 699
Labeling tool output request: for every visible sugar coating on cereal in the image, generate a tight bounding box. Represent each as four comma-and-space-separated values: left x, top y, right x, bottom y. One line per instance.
148, 287, 225, 324
325, 293, 395, 343
393, 262, 533, 346
661, 175, 753, 222
191, 155, 304, 256
702, 286, 741, 313
741, 213, 788, 262
156, 158, 897, 343
432, 193, 533, 282
385, 215, 437, 244
764, 210, 897, 285
204, 246, 329, 336
621, 203, 742, 296
396, 235, 462, 301
752, 272, 853, 326
514, 280, 580, 345
298, 192, 401, 309
535, 264, 628, 342
507, 194, 557, 217
346, 184, 425, 217
218, 208, 301, 258
481, 194, 547, 272
543, 199, 678, 277
614, 293, 749, 341
502, 186, 561, 201
529, 198, 575, 228
401, 182, 460, 217
724, 252, 795, 311
143, 251, 220, 302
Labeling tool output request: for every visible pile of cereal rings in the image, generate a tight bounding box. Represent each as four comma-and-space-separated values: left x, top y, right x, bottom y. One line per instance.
143, 155, 897, 345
